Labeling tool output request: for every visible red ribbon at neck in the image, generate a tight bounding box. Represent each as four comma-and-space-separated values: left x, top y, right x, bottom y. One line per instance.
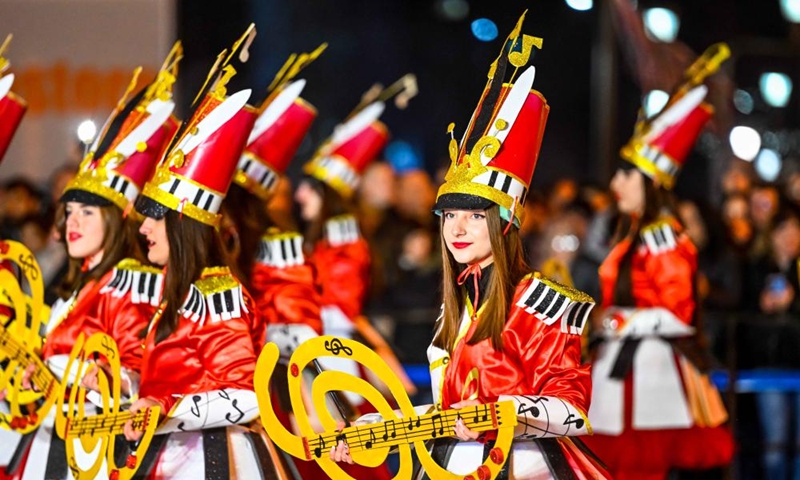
457, 263, 483, 320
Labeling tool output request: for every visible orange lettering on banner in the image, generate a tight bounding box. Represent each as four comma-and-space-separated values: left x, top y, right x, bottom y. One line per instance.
10, 64, 157, 115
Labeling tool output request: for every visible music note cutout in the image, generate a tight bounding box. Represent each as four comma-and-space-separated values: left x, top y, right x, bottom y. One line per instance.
365, 429, 377, 449
313, 434, 326, 459
430, 414, 444, 438
382, 419, 396, 442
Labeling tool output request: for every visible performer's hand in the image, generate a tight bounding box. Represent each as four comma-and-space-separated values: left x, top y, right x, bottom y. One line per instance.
329, 440, 354, 464
81, 360, 132, 397
20, 363, 37, 391
450, 399, 482, 441
124, 397, 160, 442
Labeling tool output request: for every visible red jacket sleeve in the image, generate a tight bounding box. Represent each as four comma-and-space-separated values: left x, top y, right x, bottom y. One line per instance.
644, 236, 697, 324
504, 309, 592, 413
313, 239, 371, 321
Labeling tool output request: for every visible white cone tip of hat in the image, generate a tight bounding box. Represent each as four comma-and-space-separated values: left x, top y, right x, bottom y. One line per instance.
179, 88, 252, 156
643, 85, 708, 143
115, 99, 176, 159
249, 79, 306, 143
0, 73, 13, 99
481, 65, 537, 166
329, 101, 386, 150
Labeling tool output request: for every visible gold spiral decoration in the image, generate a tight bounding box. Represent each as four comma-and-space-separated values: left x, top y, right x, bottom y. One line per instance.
255, 335, 517, 479
54, 333, 160, 480
0, 240, 53, 433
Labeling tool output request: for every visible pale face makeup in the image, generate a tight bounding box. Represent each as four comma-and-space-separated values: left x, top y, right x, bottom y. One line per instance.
442, 209, 494, 267
139, 216, 169, 266
610, 168, 645, 215
64, 201, 105, 268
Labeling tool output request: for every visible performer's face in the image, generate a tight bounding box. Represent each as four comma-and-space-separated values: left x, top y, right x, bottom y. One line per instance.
610, 168, 645, 215
295, 181, 322, 221
442, 209, 493, 267
64, 201, 105, 266
139, 216, 169, 266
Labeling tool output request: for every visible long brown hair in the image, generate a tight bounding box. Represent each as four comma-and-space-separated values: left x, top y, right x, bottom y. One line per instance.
302, 178, 355, 246
433, 205, 529, 353
221, 184, 273, 286
612, 170, 679, 306
156, 210, 232, 343
57, 203, 144, 299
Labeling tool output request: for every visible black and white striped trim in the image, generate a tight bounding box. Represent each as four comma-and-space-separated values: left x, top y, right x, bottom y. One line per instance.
180, 284, 206, 323
638, 144, 681, 178
99, 267, 163, 307
256, 233, 305, 268
472, 168, 527, 203
157, 175, 223, 215
324, 216, 360, 246
179, 283, 250, 326
516, 278, 595, 335
103, 172, 140, 204
238, 154, 280, 192
640, 222, 678, 255
312, 156, 359, 190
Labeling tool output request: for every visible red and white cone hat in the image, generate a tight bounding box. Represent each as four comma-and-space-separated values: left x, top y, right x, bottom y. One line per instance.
620, 86, 712, 189
63, 43, 183, 210
433, 13, 547, 227
138, 27, 258, 226
621, 42, 730, 189
234, 79, 316, 200
303, 101, 389, 199
0, 35, 27, 166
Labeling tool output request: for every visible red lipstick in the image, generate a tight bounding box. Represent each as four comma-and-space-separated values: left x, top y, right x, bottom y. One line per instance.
451, 242, 471, 249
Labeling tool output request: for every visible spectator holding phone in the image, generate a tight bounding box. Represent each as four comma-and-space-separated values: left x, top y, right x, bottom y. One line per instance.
747, 201, 800, 480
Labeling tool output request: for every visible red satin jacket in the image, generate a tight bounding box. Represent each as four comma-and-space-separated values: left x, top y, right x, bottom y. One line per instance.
309, 216, 371, 322
440, 273, 593, 415
42, 259, 161, 371
598, 218, 697, 324
250, 232, 323, 334
138, 267, 259, 414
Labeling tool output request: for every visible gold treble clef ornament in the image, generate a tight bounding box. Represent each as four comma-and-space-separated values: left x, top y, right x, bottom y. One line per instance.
54, 333, 160, 480
0, 240, 55, 433
255, 335, 517, 480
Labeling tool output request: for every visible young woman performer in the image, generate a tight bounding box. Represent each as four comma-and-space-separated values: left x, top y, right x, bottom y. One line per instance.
8, 57, 179, 480
332, 15, 609, 479
584, 53, 735, 479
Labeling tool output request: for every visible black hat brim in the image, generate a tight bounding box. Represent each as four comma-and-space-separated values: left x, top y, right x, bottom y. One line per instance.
60, 189, 113, 207
432, 193, 494, 213
135, 195, 170, 220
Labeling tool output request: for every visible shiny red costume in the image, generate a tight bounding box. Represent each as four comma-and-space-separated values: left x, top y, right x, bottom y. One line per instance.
440, 281, 591, 413
251, 252, 322, 335
42, 259, 160, 370
429, 272, 607, 479
584, 219, 734, 479
139, 267, 259, 414
310, 232, 371, 323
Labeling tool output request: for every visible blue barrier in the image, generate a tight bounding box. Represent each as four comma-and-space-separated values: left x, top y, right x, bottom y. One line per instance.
403, 365, 800, 394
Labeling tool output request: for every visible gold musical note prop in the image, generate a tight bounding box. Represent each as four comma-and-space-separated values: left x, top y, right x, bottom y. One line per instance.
350, 73, 419, 119
674, 42, 730, 99
255, 336, 517, 480
0, 240, 53, 433
54, 333, 160, 480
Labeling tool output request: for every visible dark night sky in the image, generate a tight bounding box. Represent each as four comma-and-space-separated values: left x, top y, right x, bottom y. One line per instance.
175, 0, 798, 195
